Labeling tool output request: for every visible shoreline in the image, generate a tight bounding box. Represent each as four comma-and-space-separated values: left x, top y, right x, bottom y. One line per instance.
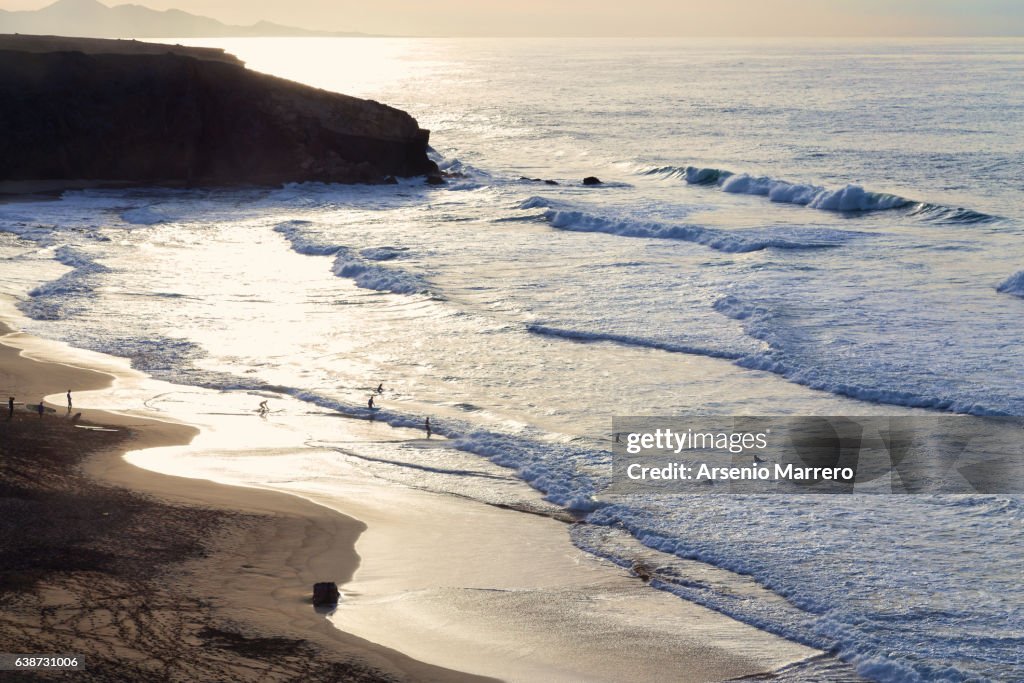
0, 320, 487, 682
0, 317, 827, 682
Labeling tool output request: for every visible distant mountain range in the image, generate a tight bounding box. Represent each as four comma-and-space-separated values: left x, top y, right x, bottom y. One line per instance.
0, 0, 369, 38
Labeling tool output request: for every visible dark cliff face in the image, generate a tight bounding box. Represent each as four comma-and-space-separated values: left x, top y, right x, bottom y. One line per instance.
0, 48, 437, 186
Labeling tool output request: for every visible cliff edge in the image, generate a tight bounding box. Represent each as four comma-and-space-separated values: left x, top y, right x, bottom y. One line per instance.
0, 35, 437, 188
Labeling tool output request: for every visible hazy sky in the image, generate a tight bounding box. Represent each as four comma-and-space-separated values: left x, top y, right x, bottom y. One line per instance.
4, 0, 1024, 36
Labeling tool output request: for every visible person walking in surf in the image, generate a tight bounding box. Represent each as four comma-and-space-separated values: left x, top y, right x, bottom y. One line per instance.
368, 396, 375, 410
425, 417, 431, 438
377, 383, 384, 394
258, 400, 269, 416
67, 390, 72, 413
7, 397, 13, 420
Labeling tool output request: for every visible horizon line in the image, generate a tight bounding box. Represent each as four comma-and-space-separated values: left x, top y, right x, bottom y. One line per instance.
163, 33, 1024, 39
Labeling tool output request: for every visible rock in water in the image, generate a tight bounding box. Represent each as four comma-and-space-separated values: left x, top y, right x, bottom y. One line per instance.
631, 562, 653, 583
0, 37, 438, 187
312, 582, 340, 606
582, 176, 603, 185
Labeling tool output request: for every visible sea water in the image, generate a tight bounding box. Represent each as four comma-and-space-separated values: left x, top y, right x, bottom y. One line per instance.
1, 38, 1022, 681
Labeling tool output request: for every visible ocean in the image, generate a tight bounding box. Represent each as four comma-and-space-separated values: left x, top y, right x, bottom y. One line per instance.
1, 37, 1022, 681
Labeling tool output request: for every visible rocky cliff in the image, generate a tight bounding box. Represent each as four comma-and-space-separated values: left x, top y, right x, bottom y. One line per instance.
0, 36, 437, 187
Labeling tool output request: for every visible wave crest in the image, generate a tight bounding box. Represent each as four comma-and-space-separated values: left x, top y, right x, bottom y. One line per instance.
644, 165, 997, 223
331, 250, 429, 295
274, 221, 429, 295
540, 207, 858, 253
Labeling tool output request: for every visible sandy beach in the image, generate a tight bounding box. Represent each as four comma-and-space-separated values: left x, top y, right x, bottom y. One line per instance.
0, 320, 487, 681
0, 316, 830, 682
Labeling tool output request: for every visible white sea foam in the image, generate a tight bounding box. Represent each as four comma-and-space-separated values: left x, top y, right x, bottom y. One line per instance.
273, 220, 340, 256
518, 196, 553, 210
585, 492, 1023, 683
0, 221, 60, 246
718, 172, 908, 211
645, 165, 997, 222
20, 246, 110, 320
274, 220, 429, 295
331, 250, 429, 295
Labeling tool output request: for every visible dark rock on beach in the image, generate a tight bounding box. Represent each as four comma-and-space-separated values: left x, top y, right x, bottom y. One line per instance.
582, 176, 603, 185
0, 35, 438, 188
312, 581, 340, 606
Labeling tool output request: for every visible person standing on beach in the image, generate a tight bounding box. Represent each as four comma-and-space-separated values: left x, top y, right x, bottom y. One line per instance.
37, 401, 44, 418
425, 417, 431, 439
7, 396, 13, 420
67, 390, 72, 413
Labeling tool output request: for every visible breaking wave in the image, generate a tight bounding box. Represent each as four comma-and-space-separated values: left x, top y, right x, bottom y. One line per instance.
330, 250, 428, 295
274, 221, 429, 295
522, 200, 863, 253
643, 166, 999, 223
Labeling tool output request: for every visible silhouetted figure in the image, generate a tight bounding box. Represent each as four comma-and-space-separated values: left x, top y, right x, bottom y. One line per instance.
368, 396, 375, 410
258, 400, 269, 416
7, 397, 13, 420
377, 383, 384, 394
67, 389, 72, 413
425, 417, 431, 439
37, 401, 44, 418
